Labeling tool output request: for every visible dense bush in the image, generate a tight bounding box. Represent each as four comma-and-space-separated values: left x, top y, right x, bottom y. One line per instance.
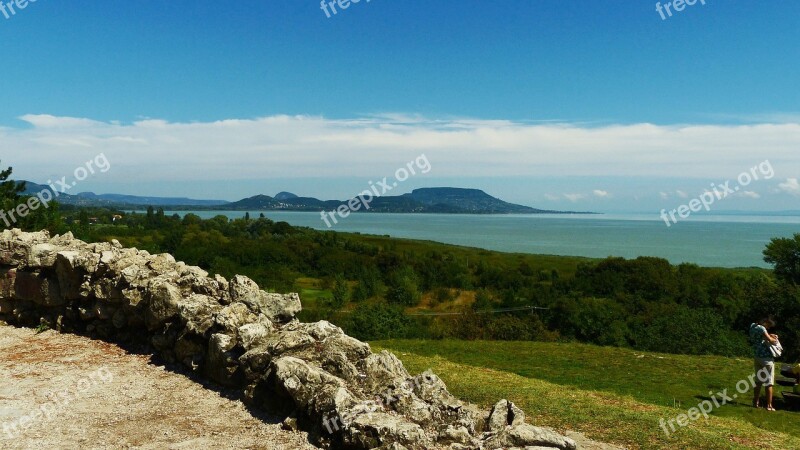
343, 302, 416, 341
633, 307, 750, 357
487, 316, 534, 341
385, 266, 422, 306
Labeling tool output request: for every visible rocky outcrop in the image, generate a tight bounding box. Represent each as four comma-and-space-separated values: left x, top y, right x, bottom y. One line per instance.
0, 229, 576, 450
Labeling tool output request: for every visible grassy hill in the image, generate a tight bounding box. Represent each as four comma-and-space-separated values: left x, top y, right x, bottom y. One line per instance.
372, 340, 800, 449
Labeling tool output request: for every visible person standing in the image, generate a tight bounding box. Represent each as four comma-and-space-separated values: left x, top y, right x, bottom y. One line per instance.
750, 318, 779, 411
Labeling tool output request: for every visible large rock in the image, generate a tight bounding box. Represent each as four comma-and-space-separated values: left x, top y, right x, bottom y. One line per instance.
179, 293, 221, 337
14, 270, 63, 306
229, 275, 301, 323
0, 229, 50, 266
484, 423, 577, 450
207, 332, 241, 385
26, 243, 58, 268
145, 280, 183, 330
261, 292, 302, 323
0, 268, 15, 299
239, 320, 273, 350
344, 411, 432, 450
361, 351, 411, 394
55, 251, 90, 299
216, 302, 257, 335
488, 399, 526, 431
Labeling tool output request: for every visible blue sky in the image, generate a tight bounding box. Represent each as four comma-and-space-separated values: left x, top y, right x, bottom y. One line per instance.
1, 0, 800, 212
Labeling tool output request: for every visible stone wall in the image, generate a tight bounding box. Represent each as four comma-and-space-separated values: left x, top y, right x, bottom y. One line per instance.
0, 229, 576, 450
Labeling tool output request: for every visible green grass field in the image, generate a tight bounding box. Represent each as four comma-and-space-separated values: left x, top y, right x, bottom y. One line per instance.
372, 340, 800, 449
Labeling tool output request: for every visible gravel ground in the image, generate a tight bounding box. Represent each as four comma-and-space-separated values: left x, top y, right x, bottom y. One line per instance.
0, 324, 319, 450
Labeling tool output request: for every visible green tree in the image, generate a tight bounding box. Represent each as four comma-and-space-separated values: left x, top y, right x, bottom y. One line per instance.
78, 210, 90, 231
331, 273, 349, 309
386, 266, 421, 306
344, 302, 414, 340
145, 206, 156, 228
351, 282, 369, 302
0, 163, 25, 228
182, 213, 203, 227
352, 265, 382, 301
472, 289, 493, 311
764, 234, 800, 284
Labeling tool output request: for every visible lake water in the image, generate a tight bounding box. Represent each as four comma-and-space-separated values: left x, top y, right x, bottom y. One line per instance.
158, 211, 800, 268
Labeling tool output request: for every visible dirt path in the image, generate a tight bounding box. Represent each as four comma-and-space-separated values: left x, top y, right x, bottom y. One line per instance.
0, 325, 318, 450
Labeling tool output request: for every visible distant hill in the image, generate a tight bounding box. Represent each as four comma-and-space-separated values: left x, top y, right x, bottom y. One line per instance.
19, 181, 227, 207
225, 187, 580, 214
16, 181, 588, 214
74, 192, 228, 207
401, 187, 550, 214
20, 182, 110, 207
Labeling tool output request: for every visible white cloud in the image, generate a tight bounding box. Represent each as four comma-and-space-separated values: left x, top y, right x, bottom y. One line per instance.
564, 193, 586, 202
659, 191, 669, 200
3, 114, 800, 185
19, 114, 104, 129
593, 189, 611, 198
740, 191, 761, 199
676, 190, 689, 199
778, 178, 800, 196
544, 194, 561, 201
